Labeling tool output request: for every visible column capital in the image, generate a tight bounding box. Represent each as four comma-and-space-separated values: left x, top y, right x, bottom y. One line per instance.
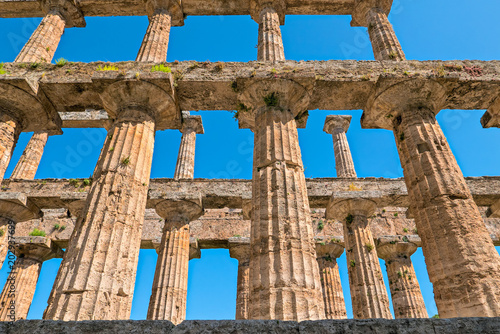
326, 193, 378, 220
228, 237, 250, 262
235, 78, 313, 130
180, 111, 204, 134
351, 0, 392, 27
250, 0, 286, 25
146, 0, 184, 26
482, 96, 500, 128
315, 237, 344, 259
361, 79, 446, 130
41, 0, 86, 28
10, 236, 63, 262
323, 115, 352, 134
0, 193, 42, 223
376, 236, 418, 261
154, 192, 203, 222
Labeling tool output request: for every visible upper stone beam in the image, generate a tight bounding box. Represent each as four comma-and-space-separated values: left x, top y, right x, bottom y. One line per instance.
0, 0, 356, 18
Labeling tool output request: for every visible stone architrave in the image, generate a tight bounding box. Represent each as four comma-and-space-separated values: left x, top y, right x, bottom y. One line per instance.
326, 195, 392, 319
15, 0, 85, 63
323, 115, 357, 178
147, 194, 203, 324
377, 236, 428, 318
351, 0, 405, 61
0, 237, 63, 321
174, 112, 204, 180
10, 132, 49, 180
43, 79, 179, 320
315, 240, 347, 319
250, 0, 286, 62
362, 79, 500, 317
136, 0, 184, 62
228, 238, 251, 320
236, 77, 325, 321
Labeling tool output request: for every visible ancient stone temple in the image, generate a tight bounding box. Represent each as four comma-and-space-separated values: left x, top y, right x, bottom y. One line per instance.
0, 0, 499, 332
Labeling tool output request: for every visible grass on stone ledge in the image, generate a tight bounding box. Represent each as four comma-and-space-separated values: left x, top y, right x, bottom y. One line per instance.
151, 64, 172, 73
96, 64, 119, 71
29, 228, 46, 237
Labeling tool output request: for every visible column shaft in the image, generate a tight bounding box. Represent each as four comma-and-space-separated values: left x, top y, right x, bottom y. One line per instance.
136, 10, 172, 62
10, 131, 49, 180
0, 225, 7, 270
249, 108, 324, 321
44, 110, 156, 320
235, 258, 250, 320
0, 257, 42, 321
318, 257, 347, 319
344, 216, 392, 319
174, 129, 196, 180
366, 8, 405, 61
257, 7, 285, 62
385, 255, 427, 318
332, 128, 356, 178
393, 106, 500, 317
15, 11, 65, 63
147, 222, 190, 324
0, 114, 21, 183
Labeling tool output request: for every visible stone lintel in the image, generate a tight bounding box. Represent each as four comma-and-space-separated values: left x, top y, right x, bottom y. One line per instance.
181, 112, 204, 134
10, 236, 63, 261
323, 115, 352, 134
41, 0, 86, 27
350, 0, 393, 27
0, 193, 41, 222
59, 110, 112, 129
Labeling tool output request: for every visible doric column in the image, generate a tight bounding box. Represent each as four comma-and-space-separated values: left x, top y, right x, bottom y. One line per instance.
237, 80, 324, 321
316, 240, 347, 319
351, 0, 405, 61
0, 237, 63, 321
377, 237, 428, 318
0, 114, 22, 184
363, 79, 500, 317
0, 223, 6, 270
44, 80, 179, 320
147, 195, 203, 324
251, 0, 286, 61
10, 131, 49, 180
136, 0, 184, 62
174, 112, 204, 180
326, 196, 392, 319
323, 115, 357, 178
15, 0, 85, 63
229, 237, 251, 320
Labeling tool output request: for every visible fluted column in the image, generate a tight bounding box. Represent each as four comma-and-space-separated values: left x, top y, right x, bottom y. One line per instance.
148, 197, 203, 324
316, 241, 347, 319
257, 7, 285, 61
392, 105, 500, 317
377, 238, 428, 318
10, 131, 49, 180
248, 107, 324, 320
229, 239, 250, 320
351, 2, 405, 61
323, 115, 356, 178
0, 224, 6, 270
328, 198, 392, 319
0, 237, 62, 321
0, 114, 22, 184
44, 109, 156, 320
174, 113, 204, 180
136, 9, 172, 62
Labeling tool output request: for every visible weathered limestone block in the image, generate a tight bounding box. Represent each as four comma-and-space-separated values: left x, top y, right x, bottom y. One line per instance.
315, 240, 347, 320
174, 112, 204, 180
44, 79, 179, 320
237, 79, 324, 321
363, 79, 500, 317
351, 0, 405, 61
148, 195, 203, 324
377, 236, 428, 319
250, 0, 286, 62
326, 196, 392, 319
228, 237, 251, 320
10, 132, 49, 180
15, 0, 85, 63
0, 237, 63, 321
323, 115, 356, 178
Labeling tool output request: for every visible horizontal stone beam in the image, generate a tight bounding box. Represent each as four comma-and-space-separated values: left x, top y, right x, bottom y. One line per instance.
0, 0, 355, 18
0, 60, 498, 132
59, 110, 111, 128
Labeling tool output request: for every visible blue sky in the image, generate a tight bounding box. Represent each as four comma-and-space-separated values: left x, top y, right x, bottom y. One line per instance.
0, 0, 499, 320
